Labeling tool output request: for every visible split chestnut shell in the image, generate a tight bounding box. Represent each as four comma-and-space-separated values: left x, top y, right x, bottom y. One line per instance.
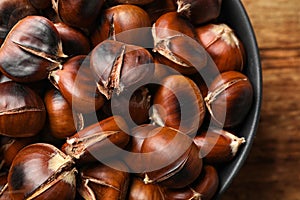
0, 82, 46, 137
7, 143, 76, 200
204, 71, 253, 127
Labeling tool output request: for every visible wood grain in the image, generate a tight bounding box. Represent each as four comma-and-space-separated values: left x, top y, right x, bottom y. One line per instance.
221, 0, 300, 199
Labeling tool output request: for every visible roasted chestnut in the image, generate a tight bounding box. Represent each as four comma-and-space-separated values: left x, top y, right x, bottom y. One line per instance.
196, 23, 245, 73
151, 75, 206, 135
90, 40, 154, 100
123, 124, 158, 173
128, 177, 164, 200
0, 16, 66, 82
204, 71, 253, 127
194, 128, 245, 163
44, 89, 78, 139
102, 86, 152, 127
0, 136, 37, 170
49, 55, 106, 114
176, 0, 222, 25
91, 4, 151, 47
62, 116, 130, 164
141, 127, 203, 189
7, 143, 77, 200
0, 0, 37, 42
54, 22, 91, 56
163, 165, 219, 200
0, 82, 46, 137
52, 0, 105, 30
77, 161, 129, 200
152, 12, 208, 74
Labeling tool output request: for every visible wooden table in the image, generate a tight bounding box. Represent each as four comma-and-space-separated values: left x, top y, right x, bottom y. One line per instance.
221, 0, 300, 199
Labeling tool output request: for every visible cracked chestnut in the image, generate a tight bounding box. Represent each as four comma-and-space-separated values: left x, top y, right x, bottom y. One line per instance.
151, 75, 206, 135
90, 40, 154, 100
7, 143, 77, 200
77, 161, 129, 200
0, 82, 46, 137
0, 16, 66, 82
204, 71, 253, 127
141, 126, 203, 189
62, 116, 130, 165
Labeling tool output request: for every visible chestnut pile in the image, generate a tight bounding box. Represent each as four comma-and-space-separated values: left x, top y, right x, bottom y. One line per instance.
0, 0, 254, 199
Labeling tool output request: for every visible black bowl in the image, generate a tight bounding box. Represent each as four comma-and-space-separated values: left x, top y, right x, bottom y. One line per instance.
214, 0, 262, 198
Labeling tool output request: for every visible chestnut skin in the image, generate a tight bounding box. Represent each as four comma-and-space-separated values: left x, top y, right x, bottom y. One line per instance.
204, 71, 253, 128
0, 0, 37, 40
176, 0, 222, 25
151, 75, 206, 135
141, 127, 203, 189
152, 12, 208, 74
49, 55, 106, 114
0, 82, 46, 137
62, 116, 130, 165
194, 128, 245, 164
90, 40, 154, 100
91, 4, 151, 47
7, 143, 76, 200
52, 0, 105, 30
0, 16, 65, 82
196, 23, 245, 73
0, 136, 37, 170
128, 177, 164, 200
78, 161, 129, 200
44, 89, 77, 139
54, 23, 91, 56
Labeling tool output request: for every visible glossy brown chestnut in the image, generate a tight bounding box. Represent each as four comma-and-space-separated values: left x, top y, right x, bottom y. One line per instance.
0, 82, 46, 137
52, 0, 105, 30
54, 23, 91, 56
77, 161, 129, 200
204, 71, 253, 127
163, 165, 219, 200
62, 116, 130, 164
151, 75, 206, 135
102, 86, 152, 126
44, 89, 78, 139
152, 12, 208, 74
196, 23, 245, 73
7, 143, 76, 200
0, 136, 37, 170
49, 55, 106, 114
141, 127, 203, 189
123, 124, 158, 173
90, 40, 154, 100
176, 0, 222, 25
128, 177, 164, 200
191, 165, 219, 200
194, 128, 246, 163
0, 0, 37, 41
91, 5, 151, 47
0, 16, 66, 82
153, 12, 197, 42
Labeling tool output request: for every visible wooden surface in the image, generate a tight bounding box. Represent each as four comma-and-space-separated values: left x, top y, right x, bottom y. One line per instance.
221, 0, 300, 199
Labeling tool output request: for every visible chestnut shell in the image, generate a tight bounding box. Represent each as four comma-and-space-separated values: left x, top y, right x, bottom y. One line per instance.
0, 16, 64, 82
0, 82, 46, 137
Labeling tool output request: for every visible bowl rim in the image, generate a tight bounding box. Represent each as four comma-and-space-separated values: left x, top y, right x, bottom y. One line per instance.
214, 0, 263, 198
